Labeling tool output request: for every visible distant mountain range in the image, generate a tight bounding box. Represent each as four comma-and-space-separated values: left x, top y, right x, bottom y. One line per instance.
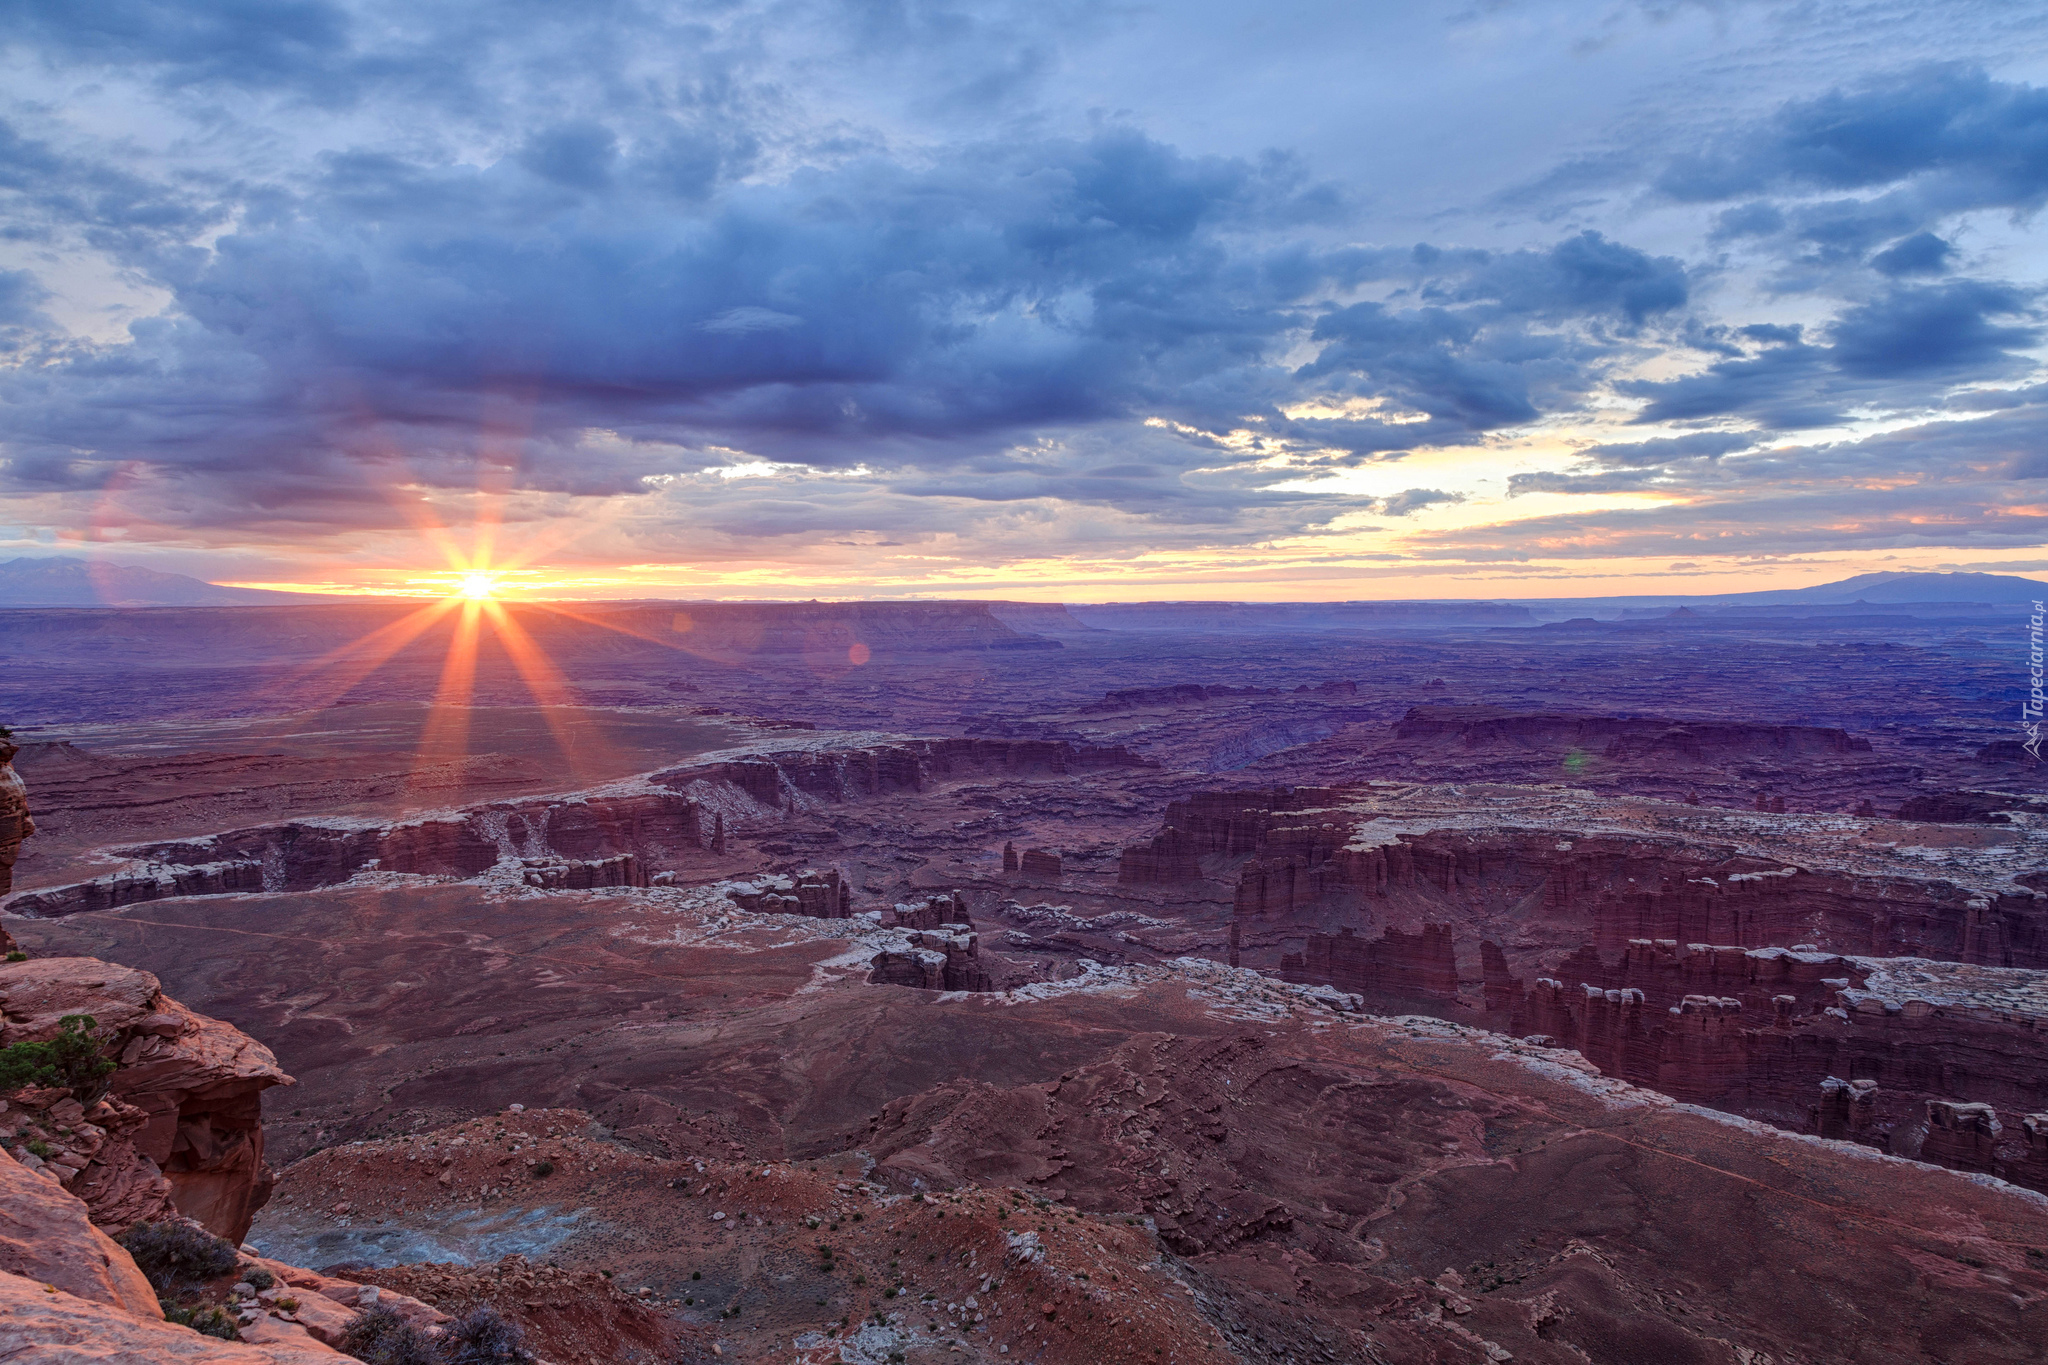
3, 556, 2041, 613
0, 556, 327, 607
1710, 571, 2048, 605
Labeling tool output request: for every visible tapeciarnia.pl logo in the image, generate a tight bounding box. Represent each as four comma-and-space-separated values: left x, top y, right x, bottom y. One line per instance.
2026, 598, 2045, 761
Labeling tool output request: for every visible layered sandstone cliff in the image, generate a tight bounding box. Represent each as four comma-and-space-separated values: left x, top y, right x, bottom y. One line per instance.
0, 957, 291, 1242
1121, 781, 2048, 1191
1127, 782, 2048, 968
0, 737, 32, 899
0, 949, 460, 1358
8, 736, 1149, 920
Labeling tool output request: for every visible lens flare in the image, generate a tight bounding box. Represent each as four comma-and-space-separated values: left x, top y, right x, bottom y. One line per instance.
458, 572, 499, 599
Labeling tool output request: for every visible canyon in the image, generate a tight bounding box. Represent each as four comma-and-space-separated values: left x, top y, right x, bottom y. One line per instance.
3, 591, 2047, 1362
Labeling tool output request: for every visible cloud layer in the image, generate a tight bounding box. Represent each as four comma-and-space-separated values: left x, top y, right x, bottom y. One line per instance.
0, 2, 2044, 590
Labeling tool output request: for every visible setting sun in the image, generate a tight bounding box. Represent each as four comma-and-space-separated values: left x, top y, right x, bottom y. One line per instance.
457, 572, 499, 600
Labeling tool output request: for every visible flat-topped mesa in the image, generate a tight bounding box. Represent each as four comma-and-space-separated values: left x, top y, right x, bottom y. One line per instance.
1392, 706, 1873, 758
1064, 600, 1534, 630
724, 868, 854, 918
6, 787, 708, 918
1144, 784, 2048, 968
1118, 787, 1338, 885
1016, 847, 1062, 879
0, 957, 291, 1243
660, 735, 1153, 808
885, 891, 971, 932
867, 927, 990, 992
1277, 924, 1457, 1007
0, 737, 31, 899
8, 736, 1155, 920
519, 853, 647, 889
1082, 682, 1279, 713
1893, 790, 2042, 824
1474, 939, 2048, 1191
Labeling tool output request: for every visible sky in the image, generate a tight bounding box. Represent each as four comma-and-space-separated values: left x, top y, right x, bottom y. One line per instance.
2, 0, 2048, 601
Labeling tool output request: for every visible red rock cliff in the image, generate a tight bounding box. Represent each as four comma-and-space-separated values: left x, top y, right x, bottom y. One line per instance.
0, 738, 32, 900
0, 957, 292, 1243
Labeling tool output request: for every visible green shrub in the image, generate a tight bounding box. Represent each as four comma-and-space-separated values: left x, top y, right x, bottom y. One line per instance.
163, 1304, 240, 1340
0, 1015, 116, 1104
4, 952, 25, 964
243, 1266, 275, 1291
119, 1222, 240, 1292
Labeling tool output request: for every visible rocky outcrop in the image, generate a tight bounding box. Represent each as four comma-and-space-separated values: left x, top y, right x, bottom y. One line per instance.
0, 1089, 395, 1359
0, 1144, 160, 1319
10, 737, 1152, 919
1017, 847, 1062, 879
1277, 924, 1457, 1005
0, 737, 31, 900
7, 789, 706, 917
0, 958, 292, 1242
724, 867, 853, 918
4, 1085, 180, 1233
660, 736, 1151, 808
0, 1157, 441, 1359
1393, 706, 1874, 759
883, 891, 971, 932
868, 927, 990, 991
1470, 939, 2048, 1190
0, 1269, 341, 1361
1118, 788, 1324, 885
519, 853, 646, 889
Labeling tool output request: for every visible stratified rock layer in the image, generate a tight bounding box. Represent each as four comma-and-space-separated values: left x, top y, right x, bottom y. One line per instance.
0, 957, 292, 1242
0, 737, 32, 900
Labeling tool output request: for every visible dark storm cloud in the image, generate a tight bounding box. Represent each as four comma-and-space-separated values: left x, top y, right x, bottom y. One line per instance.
1657, 64, 2048, 211
0, 0, 356, 91
1621, 281, 2041, 428
0, 269, 52, 353
1639, 63, 2048, 288
0, 89, 1702, 539
1870, 232, 1955, 277
1506, 431, 1757, 497
2, 4, 2045, 569
1290, 233, 1689, 440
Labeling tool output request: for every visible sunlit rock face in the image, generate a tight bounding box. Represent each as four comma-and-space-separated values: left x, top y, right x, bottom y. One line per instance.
0, 957, 292, 1243
0, 739, 31, 900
